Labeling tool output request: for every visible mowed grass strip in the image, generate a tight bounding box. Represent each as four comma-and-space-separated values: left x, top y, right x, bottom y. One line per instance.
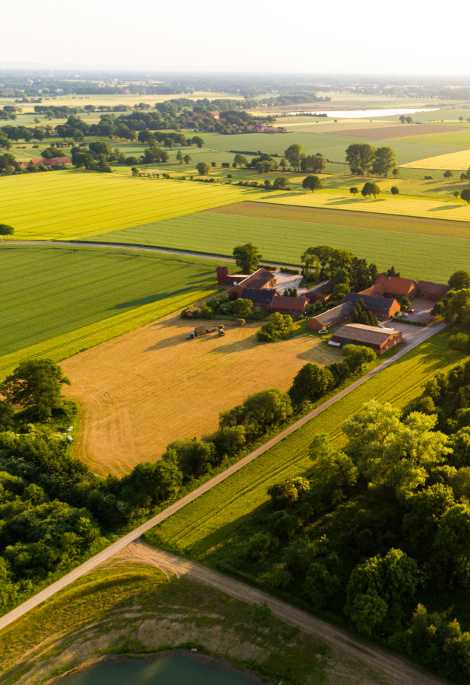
256, 190, 470, 223
210, 200, 470, 240
0, 171, 264, 240
148, 330, 465, 558
401, 149, 470, 170
89, 211, 470, 283
0, 245, 220, 375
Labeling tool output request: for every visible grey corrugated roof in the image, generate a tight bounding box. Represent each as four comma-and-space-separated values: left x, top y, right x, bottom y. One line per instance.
312, 301, 355, 326
242, 288, 277, 304
344, 292, 397, 312
333, 323, 400, 344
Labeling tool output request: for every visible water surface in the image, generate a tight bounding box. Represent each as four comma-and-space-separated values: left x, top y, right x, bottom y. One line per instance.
289, 107, 439, 118
56, 651, 261, 685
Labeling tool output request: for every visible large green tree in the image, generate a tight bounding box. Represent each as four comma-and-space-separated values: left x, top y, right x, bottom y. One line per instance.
372, 146, 397, 177
0, 224, 14, 239
302, 175, 323, 192
0, 359, 71, 421
284, 143, 305, 170
361, 182, 381, 198
449, 270, 470, 291
346, 143, 376, 175
232, 243, 262, 273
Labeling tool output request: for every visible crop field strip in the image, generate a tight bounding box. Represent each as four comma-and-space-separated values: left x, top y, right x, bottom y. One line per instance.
0, 245, 220, 372
401, 149, 470, 170
323, 124, 466, 140
150, 330, 465, 557
256, 190, 470, 223
0, 171, 264, 240
89, 210, 470, 283
209, 200, 470, 239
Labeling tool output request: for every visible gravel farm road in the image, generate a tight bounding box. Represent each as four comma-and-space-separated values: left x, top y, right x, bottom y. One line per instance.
0, 318, 445, 634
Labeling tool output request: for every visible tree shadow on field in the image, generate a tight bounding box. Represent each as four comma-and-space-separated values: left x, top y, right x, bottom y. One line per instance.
428, 204, 463, 212
208, 337, 257, 355
144, 333, 188, 352
325, 198, 361, 206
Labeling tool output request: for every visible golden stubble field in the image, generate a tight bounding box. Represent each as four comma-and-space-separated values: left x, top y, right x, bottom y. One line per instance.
62, 312, 340, 477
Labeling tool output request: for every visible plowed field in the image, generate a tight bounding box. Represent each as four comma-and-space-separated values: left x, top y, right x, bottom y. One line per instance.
62, 313, 340, 477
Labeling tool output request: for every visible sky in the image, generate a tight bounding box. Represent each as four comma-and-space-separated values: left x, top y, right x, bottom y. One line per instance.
2, 0, 469, 76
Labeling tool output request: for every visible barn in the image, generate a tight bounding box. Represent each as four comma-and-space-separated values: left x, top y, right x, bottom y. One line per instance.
331, 324, 402, 355
343, 292, 401, 321
270, 296, 307, 315
307, 301, 355, 331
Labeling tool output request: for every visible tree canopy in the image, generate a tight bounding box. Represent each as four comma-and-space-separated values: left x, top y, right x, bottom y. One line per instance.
232, 243, 262, 274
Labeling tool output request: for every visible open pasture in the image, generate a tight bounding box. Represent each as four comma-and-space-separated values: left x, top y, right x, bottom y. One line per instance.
0, 245, 219, 376
0, 171, 262, 240
62, 312, 339, 477
148, 329, 465, 559
401, 149, 470, 170
88, 207, 470, 282
393, 127, 470, 148
257, 189, 470, 224
324, 124, 465, 140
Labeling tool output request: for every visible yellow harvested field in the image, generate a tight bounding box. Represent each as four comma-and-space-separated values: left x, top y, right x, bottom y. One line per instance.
62, 313, 340, 477
0, 171, 263, 240
401, 149, 470, 170
256, 190, 470, 223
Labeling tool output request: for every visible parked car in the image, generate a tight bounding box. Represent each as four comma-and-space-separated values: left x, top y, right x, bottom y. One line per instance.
318, 329, 328, 335
401, 313, 409, 318
407, 308, 415, 313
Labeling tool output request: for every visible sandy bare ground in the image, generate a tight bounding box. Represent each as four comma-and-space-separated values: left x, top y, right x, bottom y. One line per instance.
62, 311, 340, 476
114, 542, 447, 685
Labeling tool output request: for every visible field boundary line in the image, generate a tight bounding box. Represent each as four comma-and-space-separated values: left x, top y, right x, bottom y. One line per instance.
0, 321, 445, 632
0, 240, 302, 269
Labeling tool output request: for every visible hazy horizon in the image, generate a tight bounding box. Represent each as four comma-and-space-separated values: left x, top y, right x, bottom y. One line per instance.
3, 0, 468, 77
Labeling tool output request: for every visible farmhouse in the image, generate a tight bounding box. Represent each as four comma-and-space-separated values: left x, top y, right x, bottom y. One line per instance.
331, 323, 402, 355
417, 280, 450, 301
307, 301, 355, 331
372, 274, 418, 300
270, 295, 307, 315
229, 268, 277, 298
304, 279, 334, 304
241, 288, 277, 309
343, 292, 401, 321
29, 156, 72, 166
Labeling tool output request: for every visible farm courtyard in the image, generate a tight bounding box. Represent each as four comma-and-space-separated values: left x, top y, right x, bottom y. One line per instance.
62, 311, 340, 477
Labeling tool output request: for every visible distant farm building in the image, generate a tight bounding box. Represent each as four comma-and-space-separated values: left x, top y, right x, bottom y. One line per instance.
241, 288, 278, 309
305, 279, 334, 304
417, 280, 450, 301
29, 156, 72, 166
331, 324, 402, 355
307, 301, 355, 331
343, 292, 401, 321
270, 296, 308, 315
229, 268, 277, 298
216, 266, 249, 286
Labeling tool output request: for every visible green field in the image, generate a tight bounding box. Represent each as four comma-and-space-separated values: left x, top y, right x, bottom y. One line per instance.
0, 245, 220, 377
147, 329, 464, 559
88, 210, 470, 282
0, 171, 263, 240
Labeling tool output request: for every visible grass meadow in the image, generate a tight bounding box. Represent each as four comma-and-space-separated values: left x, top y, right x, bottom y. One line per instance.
147, 329, 465, 560
89, 210, 470, 282
0, 245, 220, 378
0, 171, 263, 240
402, 149, 470, 170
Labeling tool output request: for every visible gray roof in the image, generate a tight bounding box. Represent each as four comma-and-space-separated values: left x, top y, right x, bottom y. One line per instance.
242, 288, 277, 304
344, 292, 397, 313
312, 301, 355, 326
333, 323, 401, 344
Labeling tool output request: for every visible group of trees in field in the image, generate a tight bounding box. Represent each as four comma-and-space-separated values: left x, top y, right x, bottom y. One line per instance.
346, 143, 397, 177
300, 244, 379, 289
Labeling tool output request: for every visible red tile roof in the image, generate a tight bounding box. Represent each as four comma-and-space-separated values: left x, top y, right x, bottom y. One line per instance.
375, 274, 417, 297
417, 281, 449, 298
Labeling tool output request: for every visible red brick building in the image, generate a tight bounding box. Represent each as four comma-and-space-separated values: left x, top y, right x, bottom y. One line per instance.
229, 268, 277, 298
331, 323, 402, 355
417, 281, 450, 301
216, 266, 249, 286
343, 292, 401, 321
270, 296, 307, 315
307, 301, 355, 331
241, 288, 277, 309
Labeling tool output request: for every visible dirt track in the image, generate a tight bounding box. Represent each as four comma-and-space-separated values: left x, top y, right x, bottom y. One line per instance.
115, 541, 447, 685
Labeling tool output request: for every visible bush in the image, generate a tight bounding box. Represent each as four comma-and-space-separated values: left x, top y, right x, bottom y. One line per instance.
257, 313, 295, 342
280, 267, 301, 275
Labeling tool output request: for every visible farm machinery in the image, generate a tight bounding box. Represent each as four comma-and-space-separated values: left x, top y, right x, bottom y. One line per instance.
186, 324, 225, 340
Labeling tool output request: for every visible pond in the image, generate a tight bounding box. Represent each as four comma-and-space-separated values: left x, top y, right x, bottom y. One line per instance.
54, 651, 263, 685
288, 107, 439, 119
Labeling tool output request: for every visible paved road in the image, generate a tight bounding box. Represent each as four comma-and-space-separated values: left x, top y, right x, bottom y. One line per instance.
114, 541, 446, 685
0, 319, 446, 633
